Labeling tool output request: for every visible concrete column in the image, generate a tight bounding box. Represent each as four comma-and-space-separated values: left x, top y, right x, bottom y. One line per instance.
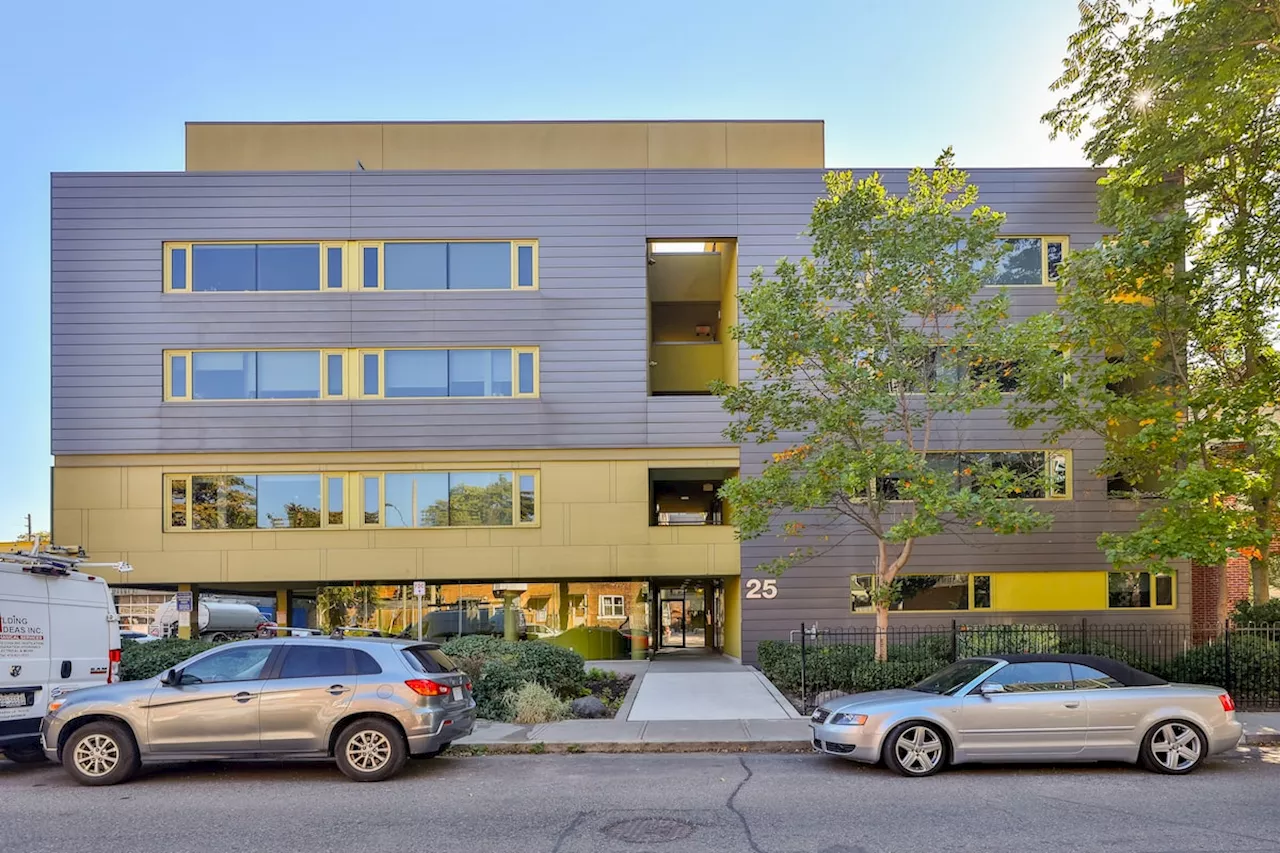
176, 583, 200, 640
503, 590, 519, 641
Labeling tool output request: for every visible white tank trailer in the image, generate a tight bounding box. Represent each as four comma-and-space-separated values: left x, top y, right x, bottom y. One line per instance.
151, 599, 271, 641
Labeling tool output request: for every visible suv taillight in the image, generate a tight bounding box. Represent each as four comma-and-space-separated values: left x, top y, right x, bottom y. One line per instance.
108, 648, 121, 683
405, 679, 450, 697
1219, 693, 1236, 712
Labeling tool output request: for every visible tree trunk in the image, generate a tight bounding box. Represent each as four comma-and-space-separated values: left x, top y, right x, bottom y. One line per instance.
1251, 558, 1272, 604
874, 603, 889, 662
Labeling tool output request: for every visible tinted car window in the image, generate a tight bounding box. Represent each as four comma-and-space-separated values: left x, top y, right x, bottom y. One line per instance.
279, 646, 349, 678
912, 659, 996, 695
352, 650, 383, 675
1071, 663, 1123, 690
182, 646, 273, 684
402, 647, 458, 674
983, 662, 1073, 693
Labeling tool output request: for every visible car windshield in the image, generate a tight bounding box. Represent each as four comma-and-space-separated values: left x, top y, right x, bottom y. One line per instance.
910, 659, 996, 695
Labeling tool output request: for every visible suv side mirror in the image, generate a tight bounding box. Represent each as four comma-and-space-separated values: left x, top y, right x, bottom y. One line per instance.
978, 682, 1005, 697
161, 668, 181, 686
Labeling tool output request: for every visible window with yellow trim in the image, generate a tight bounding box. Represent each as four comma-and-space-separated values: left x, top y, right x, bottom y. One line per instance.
356, 347, 538, 399
851, 574, 992, 613
164, 350, 325, 401
164, 239, 537, 292
988, 236, 1068, 286
164, 470, 537, 531
356, 240, 538, 291
1107, 571, 1176, 609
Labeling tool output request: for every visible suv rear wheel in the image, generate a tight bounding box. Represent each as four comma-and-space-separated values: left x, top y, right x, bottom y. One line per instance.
335, 718, 407, 782
63, 721, 139, 786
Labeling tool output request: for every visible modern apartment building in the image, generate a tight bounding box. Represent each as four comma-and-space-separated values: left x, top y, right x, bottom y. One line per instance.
49, 120, 1189, 663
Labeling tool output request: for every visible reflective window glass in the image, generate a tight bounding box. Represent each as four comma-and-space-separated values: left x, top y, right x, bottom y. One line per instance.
991, 238, 1044, 285
385, 242, 448, 291
170, 479, 187, 528
449, 349, 511, 397
517, 244, 534, 287
383, 473, 449, 528
1109, 571, 1151, 608
191, 475, 258, 529
448, 472, 513, 526
170, 248, 188, 290
327, 353, 344, 397
518, 351, 535, 394
1155, 573, 1174, 607
192, 245, 256, 292
1071, 664, 1123, 690
519, 474, 536, 523
326, 246, 344, 289
363, 246, 380, 289
192, 352, 255, 400
973, 575, 992, 609
352, 650, 382, 675
983, 661, 1073, 693
890, 574, 970, 611
363, 353, 380, 396
256, 475, 322, 529
256, 351, 321, 399
170, 355, 187, 398
362, 475, 380, 525
386, 350, 448, 397
181, 646, 273, 684
448, 242, 510, 290
257, 244, 320, 291
327, 476, 344, 526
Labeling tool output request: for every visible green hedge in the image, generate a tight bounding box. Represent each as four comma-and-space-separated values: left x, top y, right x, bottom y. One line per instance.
437, 637, 587, 722
120, 638, 218, 681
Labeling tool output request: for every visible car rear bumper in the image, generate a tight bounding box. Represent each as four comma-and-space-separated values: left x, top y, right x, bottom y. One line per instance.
406, 706, 477, 755
810, 722, 879, 763
1208, 719, 1244, 754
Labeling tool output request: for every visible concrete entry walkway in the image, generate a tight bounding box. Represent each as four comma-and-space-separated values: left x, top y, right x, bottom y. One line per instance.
626, 654, 801, 721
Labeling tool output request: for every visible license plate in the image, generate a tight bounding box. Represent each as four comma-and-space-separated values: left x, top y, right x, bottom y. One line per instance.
0, 692, 30, 709
450, 687, 462, 702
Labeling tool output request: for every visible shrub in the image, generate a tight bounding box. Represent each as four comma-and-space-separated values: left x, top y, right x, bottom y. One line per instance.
120, 639, 218, 681
1233, 598, 1280, 626
757, 640, 803, 694
504, 681, 570, 724
474, 658, 525, 721
849, 659, 943, 693
1169, 635, 1280, 696
956, 625, 1060, 657
507, 642, 586, 699
439, 634, 509, 660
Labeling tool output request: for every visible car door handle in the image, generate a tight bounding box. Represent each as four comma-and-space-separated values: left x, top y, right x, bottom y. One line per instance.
328, 685, 349, 695
1063, 701, 1081, 708
233, 692, 255, 703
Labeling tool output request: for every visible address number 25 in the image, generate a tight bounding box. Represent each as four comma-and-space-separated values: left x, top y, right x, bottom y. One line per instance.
745, 578, 778, 599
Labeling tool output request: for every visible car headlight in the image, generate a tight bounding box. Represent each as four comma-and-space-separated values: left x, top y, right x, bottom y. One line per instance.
829, 713, 867, 726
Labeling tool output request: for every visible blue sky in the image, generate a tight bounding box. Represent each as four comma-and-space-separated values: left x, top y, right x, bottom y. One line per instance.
0, 0, 1086, 536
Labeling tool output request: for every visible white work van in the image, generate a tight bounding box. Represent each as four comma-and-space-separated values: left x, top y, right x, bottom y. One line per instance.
1, 549, 121, 762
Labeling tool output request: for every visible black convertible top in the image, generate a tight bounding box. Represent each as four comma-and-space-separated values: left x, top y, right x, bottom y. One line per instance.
982, 653, 1168, 687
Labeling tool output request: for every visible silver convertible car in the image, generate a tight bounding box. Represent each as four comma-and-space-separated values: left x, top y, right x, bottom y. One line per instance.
810, 653, 1242, 777
41, 636, 476, 786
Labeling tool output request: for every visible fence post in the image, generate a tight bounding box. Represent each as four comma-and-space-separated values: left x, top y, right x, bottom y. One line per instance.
950, 620, 958, 662
1223, 619, 1233, 697
799, 622, 807, 713
1080, 617, 1088, 649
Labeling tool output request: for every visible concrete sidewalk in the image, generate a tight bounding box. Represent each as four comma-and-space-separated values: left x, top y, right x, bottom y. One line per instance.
456, 712, 1280, 753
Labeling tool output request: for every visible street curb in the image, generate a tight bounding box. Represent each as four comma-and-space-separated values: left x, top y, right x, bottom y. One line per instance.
1244, 734, 1280, 746
455, 740, 814, 755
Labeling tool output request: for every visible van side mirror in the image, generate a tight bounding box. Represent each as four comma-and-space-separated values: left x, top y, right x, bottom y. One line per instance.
978, 682, 1005, 697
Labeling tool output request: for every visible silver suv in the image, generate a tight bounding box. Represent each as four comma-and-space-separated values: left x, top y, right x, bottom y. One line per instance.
41, 636, 476, 785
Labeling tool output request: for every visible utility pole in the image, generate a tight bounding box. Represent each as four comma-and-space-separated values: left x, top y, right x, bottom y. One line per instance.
24, 514, 32, 540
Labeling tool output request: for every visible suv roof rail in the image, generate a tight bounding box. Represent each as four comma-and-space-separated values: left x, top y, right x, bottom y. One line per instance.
329, 626, 388, 639
260, 626, 325, 637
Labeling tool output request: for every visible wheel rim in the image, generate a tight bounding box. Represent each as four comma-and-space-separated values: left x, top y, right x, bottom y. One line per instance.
1151, 723, 1201, 772
345, 730, 392, 772
73, 733, 120, 778
895, 725, 943, 774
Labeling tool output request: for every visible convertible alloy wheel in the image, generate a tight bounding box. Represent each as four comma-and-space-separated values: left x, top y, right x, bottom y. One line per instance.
1146, 722, 1204, 774
887, 723, 946, 777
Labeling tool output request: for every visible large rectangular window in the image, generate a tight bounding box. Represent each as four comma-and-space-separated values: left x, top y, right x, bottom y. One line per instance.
168, 350, 322, 401
877, 450, 1070, 500
164, 470, 536, 531
361, 240, 538, 291
851, 574, 990, 613
164, 239, 536, 292
357, 348, 538, 399
988, 236, 1068, 286
1108, 571, 1176, 609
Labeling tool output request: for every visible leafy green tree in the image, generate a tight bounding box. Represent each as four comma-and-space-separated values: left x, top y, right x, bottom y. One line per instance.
715, 151, 1053, 659
316, 585, 379, 631
424, 476, 514, 526
191, 476, 256, 530
1014, 0, 1280, 602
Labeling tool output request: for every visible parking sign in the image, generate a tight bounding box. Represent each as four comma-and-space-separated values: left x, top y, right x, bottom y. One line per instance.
413, 581, 426, 597
176, 591, 193, 612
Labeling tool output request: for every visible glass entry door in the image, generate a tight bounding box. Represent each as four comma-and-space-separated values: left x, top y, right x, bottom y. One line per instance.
659, 586, 706, 649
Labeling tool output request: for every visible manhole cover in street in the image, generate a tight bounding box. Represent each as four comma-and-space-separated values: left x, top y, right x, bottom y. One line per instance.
601, 817, 698, 844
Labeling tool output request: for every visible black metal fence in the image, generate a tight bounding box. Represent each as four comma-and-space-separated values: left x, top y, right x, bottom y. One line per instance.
764, 621, 1280, 712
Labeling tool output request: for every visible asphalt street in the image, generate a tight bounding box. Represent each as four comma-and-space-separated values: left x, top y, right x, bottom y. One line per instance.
4, 748, 1279, 853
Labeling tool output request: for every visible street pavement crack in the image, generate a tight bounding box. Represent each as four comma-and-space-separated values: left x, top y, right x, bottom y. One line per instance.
550, 810, 587, 853
727, 755, 767, 853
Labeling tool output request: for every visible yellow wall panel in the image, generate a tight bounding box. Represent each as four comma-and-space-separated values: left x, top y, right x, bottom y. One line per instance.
54, 467, 120, 510
251, 532, 276, 550
673, 526, 738, 547
52, 509, 84, 546
374, 529, 468, 549
228, 549, 321, 583
328, 548, 416, 581
536, 502, 566, 547
420, 547, 515, 579
617, 544, 712, 576
163, 531, 255, 552
647, 527, 676, 546
651, 343, 723, 394
88, 509, 161, 552
186, 123, 384, 171
541, 462, 612, 505
614, 462, 651, 504
384, 122, 650, 170
993, 571, 1105, 612
125, 467, 163, 509
276, 530, 371, 550
647, 122, 728, 168
726, 121, 825, 168
567, 502, 650, 546
723, 577, 742, 659
126, 550, 222, 585
518, 546, 612, 578
711, 542, 742, 575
